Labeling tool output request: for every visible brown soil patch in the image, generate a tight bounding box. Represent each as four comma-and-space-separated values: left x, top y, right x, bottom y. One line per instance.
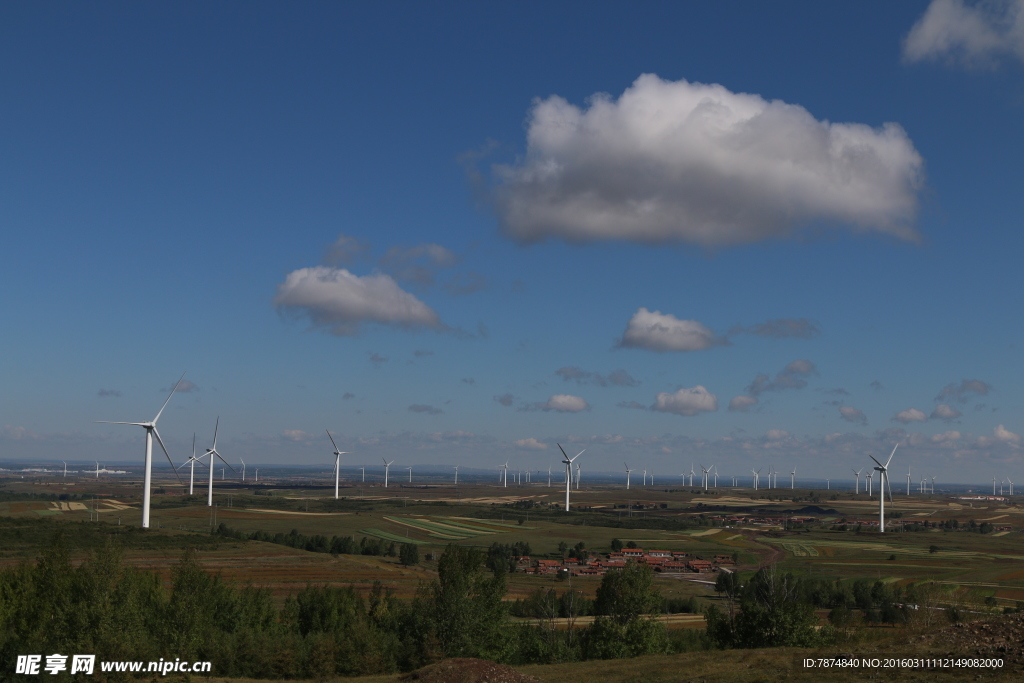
401, 659, 538, 683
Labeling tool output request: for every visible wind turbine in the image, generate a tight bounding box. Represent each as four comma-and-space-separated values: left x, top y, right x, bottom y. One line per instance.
993, 476, 998, 496
752, 468, 760, 491
643, 468, 648, 487
575, 462, 581, 489
62, 461, 67, 478
359, 466, 365, 482
255, 468, 259, 483
557, 444, 584, 511
713, 466, 718, 488
688, 464, 695, 487
930, 475, 936, 493
177, 433, 205, 495
500, 460, 509, 487
382, 459, 394, 487
406, 466, 413, 483
790, 467, 796, 489
866, 470, 873, 497
453, 465, 459, 485
547, 466, 551, 487
767, 465, 774, 489
852, 468, 862, 494
326, 430, 349, 500
202, 417, 235, 506
240, 457, 246, 483
96, 373, 186, 528
699, 464, 710, 491
906, 466, 912, 496
1008, 477, 1014, 496
625, 463, 633, 490
869, 444, 898, 533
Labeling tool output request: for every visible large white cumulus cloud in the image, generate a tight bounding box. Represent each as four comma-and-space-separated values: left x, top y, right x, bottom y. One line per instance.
493, 74, 924, 246
274, 267, 441, 335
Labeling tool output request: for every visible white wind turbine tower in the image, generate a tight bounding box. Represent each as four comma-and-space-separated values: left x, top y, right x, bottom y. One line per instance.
575, 462, 581, 489
359, 467, 365, 482
752, 468, 760, 491
866, 470, 873, 497
852, 468, 862, 494
930, 475, 936, 493
767, 465, 773, 489
96, 373, 187, 528
713, 466, 718, 488
382, 459, 394, 487
406, 466, 413, 483
453, 465, 459, 485
557, 444, 584, 511
700, 464, 710, 491
869, 444, 898, 533
326, 430, 349, 500
177, 433, 204, 495
688, 464, 695, 487
993, 476, 998, 496
790, 467, 796, 489
643, 468, 648, 487
1007, 477, 1014, 495
547, 466, 551, 487
202, 417, 235, 506
500, 460, 509, 487
906, 466, 912, 496
625, 463, 633, 490
62, 461, 67, 478
240, 458, 246, 483
255, 469, 259, 483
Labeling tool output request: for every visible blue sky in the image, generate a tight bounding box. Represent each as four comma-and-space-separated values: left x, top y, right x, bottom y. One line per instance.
2, 1, 1023, 484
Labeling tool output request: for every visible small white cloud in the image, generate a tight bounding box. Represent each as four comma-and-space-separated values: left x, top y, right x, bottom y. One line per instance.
282, 430, 310, 442
492, 74, 923, 246
274, 267, 441, 335
545, 395, 589, 412
514, 437, 548, 450
618, 308, 719, 352
994, 424, 1022, 444
838, 405, 868, 426
652, 386, 718, 417
765, 429, 789, 440
892, 408, 928, 423
931, 403, 963, 421
903, 0, 1024, 67
728, 395, 759, 412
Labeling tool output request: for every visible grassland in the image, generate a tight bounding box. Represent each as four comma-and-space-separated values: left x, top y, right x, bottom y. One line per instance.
3, 472, 1024, 678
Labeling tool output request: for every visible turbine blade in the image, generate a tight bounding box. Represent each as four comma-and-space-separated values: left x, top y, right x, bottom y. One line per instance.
884, 443, 899, 469
557, 443, 569, 458
869, 455, 883, 468
326, 429, 340, 452
153, 372, 186, 424
212, 416, 220, 450
95, 421, 146, 426
213, 450, 237, 472
152, 428, 184, 486
570, 449, 586, 462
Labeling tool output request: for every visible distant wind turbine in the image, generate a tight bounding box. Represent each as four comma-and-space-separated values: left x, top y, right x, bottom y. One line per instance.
790, 467, 796, 489
625, 463, 633, 490
382, 459, 394, 487
870, 444, 898, 533
453, 465, 458, 485
557, 444, 584, 511
326, 430, 349, 500
200, 417, 235, 506
95, 373, 186, 528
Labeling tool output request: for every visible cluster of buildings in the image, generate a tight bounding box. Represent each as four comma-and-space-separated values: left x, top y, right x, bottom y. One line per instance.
516, 548, 735, 577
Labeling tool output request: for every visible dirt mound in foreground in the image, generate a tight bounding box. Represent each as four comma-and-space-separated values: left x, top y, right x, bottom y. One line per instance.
927, 612, 1024, 666
401, 658, 540, 683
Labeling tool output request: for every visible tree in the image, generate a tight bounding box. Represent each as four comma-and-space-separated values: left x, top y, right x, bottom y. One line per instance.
399, 543, 419, 567
610, 538, 623, 552
728, 565, 821, 648
586, 561, 667, 659
430, 544, 509, 660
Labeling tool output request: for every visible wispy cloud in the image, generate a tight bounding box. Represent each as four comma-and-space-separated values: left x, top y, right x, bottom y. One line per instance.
408, 404, 443, 415
904, 0, 1024, 68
